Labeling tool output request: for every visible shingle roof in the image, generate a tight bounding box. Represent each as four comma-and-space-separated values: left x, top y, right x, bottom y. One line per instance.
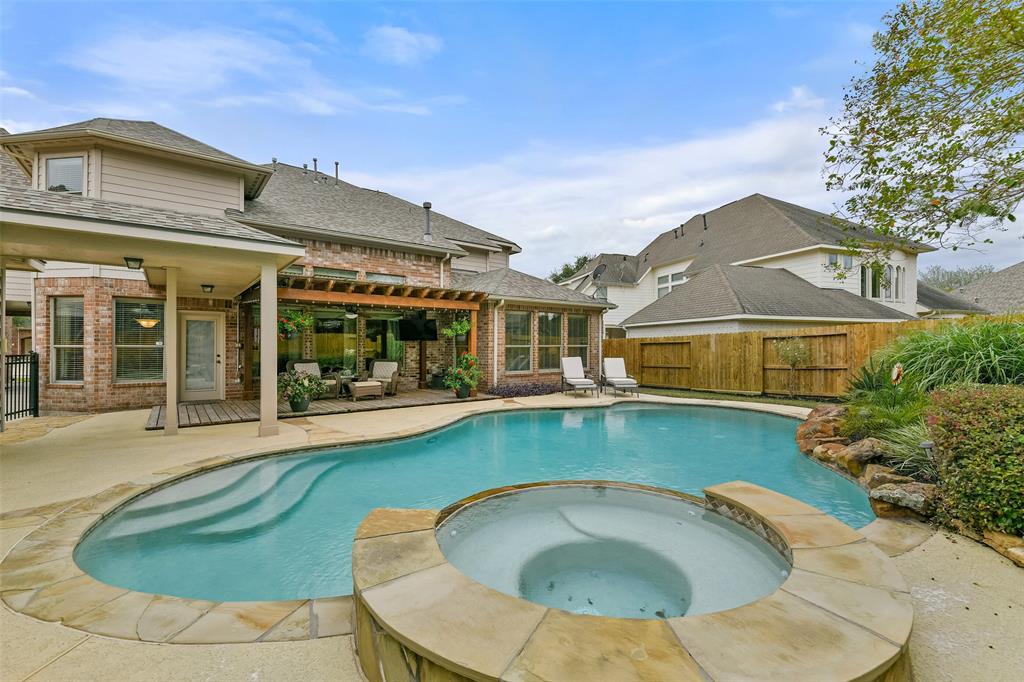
451, 268, 613, 308
17, 118, 253, 166
916, 282, 989, 314
590, 194, 934, 284
0, 131, 29, 188
570, 253, 641, 289
234, 162, 520, 256
621, 265, 913, 326
0, 184, 298, 247
961, 261, 1024, 314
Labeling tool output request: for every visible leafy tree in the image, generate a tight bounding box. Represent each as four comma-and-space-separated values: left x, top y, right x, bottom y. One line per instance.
823, 0, 1024, 264
548, 254, 595, 283
919, 263, 995, 291
775, 337, 811, 398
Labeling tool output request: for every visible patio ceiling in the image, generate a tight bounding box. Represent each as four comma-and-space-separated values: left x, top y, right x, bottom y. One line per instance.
275, 273, 486, 311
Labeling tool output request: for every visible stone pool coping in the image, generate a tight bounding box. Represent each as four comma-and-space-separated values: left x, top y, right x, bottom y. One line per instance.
0, 394, 835, 645
353, 480, 914, 682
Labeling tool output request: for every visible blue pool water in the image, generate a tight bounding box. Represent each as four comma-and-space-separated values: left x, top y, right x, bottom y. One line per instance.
75, 404, 873, 601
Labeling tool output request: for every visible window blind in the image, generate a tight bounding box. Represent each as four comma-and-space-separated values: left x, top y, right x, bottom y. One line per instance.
114, 300, 165, 381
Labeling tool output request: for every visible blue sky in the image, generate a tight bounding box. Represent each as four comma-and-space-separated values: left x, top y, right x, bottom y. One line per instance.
1, 1, 1020, 274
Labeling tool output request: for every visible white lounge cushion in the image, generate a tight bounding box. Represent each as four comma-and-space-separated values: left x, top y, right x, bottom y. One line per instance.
352, 380, 383, 388
606, 377, 638, 387
293, 362, 322, 377
603, 357, 629, 380
371, 361, 399, 380
564, 377, 596, 387
561, 357, 587, 380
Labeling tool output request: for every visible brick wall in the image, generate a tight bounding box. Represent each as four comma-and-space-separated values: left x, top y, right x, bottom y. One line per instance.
475, 302, 603, 390
34, 277, 241, 414
297, 239, 450, 287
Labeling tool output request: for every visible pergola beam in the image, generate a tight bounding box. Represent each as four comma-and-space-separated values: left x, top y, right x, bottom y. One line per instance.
278, 288, 481, 311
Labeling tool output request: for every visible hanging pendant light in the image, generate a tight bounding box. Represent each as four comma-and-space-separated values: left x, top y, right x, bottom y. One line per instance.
135, 317, 160, 329
344, 306, 358, 319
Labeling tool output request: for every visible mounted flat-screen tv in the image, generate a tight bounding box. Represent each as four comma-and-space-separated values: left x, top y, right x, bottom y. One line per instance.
398, 317, 438, 341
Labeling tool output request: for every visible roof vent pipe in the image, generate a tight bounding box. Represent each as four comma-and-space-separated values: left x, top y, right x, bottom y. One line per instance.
272, 157, 278, 170
302, 163, 308, 174
679, 222, 685, 237
312, 158, 319, 182
702, 214, 708, 231
334, 161, 339, 186
423, 202, 433, 241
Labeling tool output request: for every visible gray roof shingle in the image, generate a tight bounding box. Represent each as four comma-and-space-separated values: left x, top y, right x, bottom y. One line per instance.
916, 282, 989, 314
571, 253, 641, 289
0, 184, 298, 247
621, 265, 913, 326
0, 131, 29, 188
235, 162, 521, 256
451, 268, 613, 308
17, 118, 253, 166
961, 261, 1024, 314
593, 194, 934, 284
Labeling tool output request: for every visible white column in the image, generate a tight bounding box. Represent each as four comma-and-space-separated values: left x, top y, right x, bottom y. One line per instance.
259, 263, 279, 437
164, 267, 178, 435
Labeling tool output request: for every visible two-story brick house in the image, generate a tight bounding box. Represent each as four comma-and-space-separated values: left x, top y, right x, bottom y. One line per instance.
0, 119, 610, 428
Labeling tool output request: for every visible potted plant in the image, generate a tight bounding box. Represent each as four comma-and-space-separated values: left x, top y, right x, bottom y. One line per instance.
440, 316, 472, 339
443, 352, 481, 399
277, 310, 314, 339
278, 369, 327, 412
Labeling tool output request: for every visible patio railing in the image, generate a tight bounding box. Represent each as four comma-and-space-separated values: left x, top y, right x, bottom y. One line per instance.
4, 352, 39, 421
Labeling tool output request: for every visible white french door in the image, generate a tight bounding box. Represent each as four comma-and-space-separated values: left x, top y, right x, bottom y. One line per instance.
179, 312, 225, 402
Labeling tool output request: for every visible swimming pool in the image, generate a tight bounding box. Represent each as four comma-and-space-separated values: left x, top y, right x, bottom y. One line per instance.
75, 403, 873, 602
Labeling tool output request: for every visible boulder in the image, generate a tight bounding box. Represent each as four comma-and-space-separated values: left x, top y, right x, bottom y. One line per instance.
982, 530, 1024, 569
806, 404, 846, 421
811, 442, 845, 463
860, 463, 894, 486
836, 438, 886, 477
869, 482, 939, 516
794, 406, 846, 455
866, 470, 916, 490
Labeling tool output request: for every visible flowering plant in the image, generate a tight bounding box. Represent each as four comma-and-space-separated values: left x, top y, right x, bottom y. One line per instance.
277, 369, 328, 401
277, 310, 314, 338
440, 317, 472, 339
443, 352, 482, 390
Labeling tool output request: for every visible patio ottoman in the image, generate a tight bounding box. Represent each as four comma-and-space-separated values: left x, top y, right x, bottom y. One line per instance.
351, 380, 384, 402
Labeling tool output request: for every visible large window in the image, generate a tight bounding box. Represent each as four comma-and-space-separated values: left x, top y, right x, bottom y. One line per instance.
46, 157, 84, 194
537, 312, 562, 370
314, 310, 358, 373
884, 265, 894, 301
568, 314, 589, 367
114, 300, 165, 381
366, 273, 406, 284
51, 297, 84, 382
505, 311, 532, 372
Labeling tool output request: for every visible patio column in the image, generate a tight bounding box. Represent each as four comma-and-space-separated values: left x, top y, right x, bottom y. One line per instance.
469, 309, 478, 357
259, 263, 279, 437
164, 267, 178, 436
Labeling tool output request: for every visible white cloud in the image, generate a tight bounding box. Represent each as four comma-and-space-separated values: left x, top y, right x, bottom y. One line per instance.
0, 85, 35, 99
772, 86, 825, 113
362, 25, 443, 65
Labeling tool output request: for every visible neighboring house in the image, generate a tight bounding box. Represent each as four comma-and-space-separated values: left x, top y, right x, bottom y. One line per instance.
620, 265, 911, 338
559, 194, 933, 337
961, 261, 1024, 315
1, 118, 609, 416
915, 282, 989, 318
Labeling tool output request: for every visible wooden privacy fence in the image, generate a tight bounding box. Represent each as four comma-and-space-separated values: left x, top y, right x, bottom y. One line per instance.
604, 319, 949, 399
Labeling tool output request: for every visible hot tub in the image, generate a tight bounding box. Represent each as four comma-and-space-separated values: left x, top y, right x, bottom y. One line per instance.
436, 484, 789, 619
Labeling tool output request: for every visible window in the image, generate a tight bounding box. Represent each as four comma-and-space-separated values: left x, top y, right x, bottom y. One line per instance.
281, 264, 305, 276
657, 274, 670, 298
671, 272, 686, 283
829, 254, 855, 271
366, 273, 405, 284
537, 312, 562, 370
568, 315, 588, 368
658, 272, 686, 297
46, 157, 84, 194
860, 266, 868, 297
594, 286, 607, 301
114, 300, 165, 381
884, 265, 894, 300
862, 265, 882, 298
313, 267, 357, 280
894, 266, 902, 302
505, 311, 532, 372
51, 298, 84, 382
844, 255, 854, 269
314, 310, 357, 373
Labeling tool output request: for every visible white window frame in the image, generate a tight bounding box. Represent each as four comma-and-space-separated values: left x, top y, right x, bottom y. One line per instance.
504, 310, 532, 373
113, 298, 166, 383
51, 296, 84, 383
40, 151, 88, 196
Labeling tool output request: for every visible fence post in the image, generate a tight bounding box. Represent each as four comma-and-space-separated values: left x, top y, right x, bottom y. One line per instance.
30, 351, 39, 418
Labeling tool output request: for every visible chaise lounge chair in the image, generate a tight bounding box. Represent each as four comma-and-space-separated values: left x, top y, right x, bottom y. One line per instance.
602, 357, 639, 396
560, 357, 598, 397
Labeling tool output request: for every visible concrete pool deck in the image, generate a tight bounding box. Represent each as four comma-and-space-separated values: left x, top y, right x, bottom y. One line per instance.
1, 394, 1022, 680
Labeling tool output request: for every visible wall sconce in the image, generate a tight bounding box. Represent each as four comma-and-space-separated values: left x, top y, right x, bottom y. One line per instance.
135, 318, 160, 329
124, 257, 144, 270
201, 284, 215, 294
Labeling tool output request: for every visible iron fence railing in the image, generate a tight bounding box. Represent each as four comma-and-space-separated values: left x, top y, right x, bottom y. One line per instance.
4, 352, 39, 421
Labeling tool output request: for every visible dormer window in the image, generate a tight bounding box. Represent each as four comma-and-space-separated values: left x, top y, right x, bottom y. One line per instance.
45, 156, 84, 194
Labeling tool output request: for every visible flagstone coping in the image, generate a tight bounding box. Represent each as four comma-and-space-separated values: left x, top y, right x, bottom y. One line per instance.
0, 398, 826, 647
353, 480, 914, 682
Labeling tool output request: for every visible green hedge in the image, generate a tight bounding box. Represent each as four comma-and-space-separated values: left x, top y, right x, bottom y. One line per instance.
929, 385, 1024, 535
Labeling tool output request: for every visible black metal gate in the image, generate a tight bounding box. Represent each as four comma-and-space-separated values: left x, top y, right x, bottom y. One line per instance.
4, 352, 39, 420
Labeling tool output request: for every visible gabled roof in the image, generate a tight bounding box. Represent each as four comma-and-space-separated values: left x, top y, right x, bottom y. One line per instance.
451, 268, 613, 308
582, 194, 935, 285
621, 265, 912, 326
0, 184, 297, 247
235, 162, 521, 257
916, 282, 988, 314
568, 253, 642, 289
0, 129, 29, 188
961, 261, 1024, 314
0, 119, 271, 199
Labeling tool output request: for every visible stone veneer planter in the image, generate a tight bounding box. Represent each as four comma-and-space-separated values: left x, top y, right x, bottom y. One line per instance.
352, 481, 914, 682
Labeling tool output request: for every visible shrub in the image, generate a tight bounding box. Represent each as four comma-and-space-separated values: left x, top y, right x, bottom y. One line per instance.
840, 367, 929, 440
774, 337, 811, 397
929, 385, 1024, 535
487, 383, 560, 398
879, 421, 938, 482
874, 319, 1024, 391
